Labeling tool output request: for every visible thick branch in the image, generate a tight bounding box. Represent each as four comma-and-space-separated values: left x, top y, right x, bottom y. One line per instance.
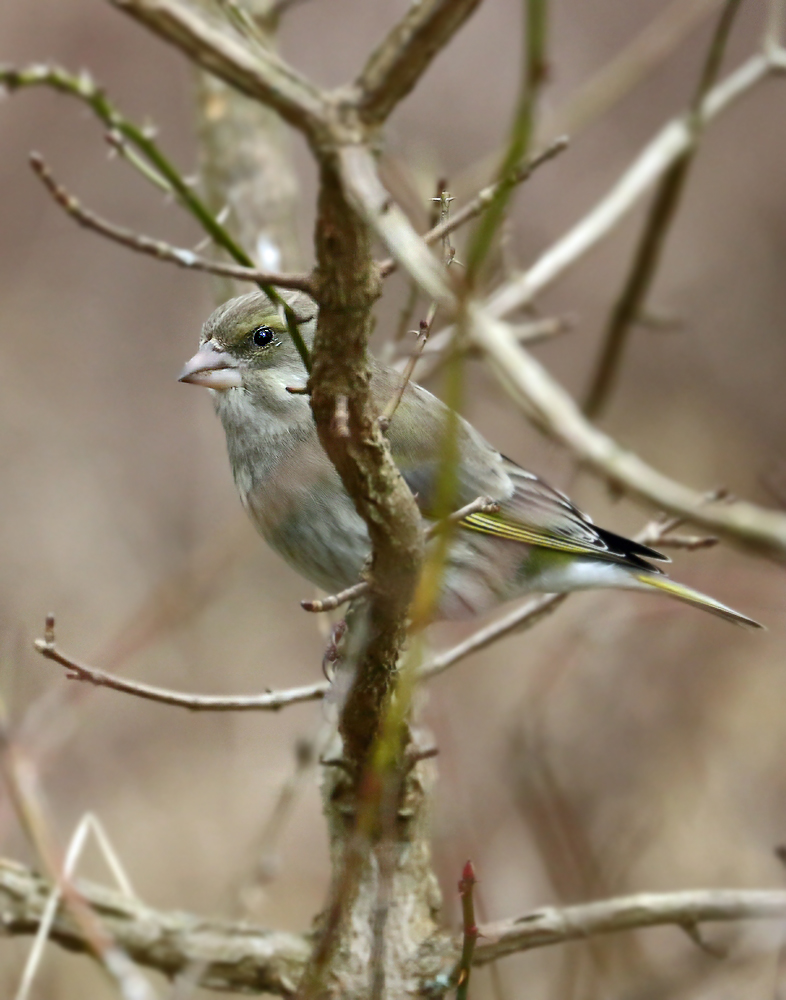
6, 857, 786, 993
110, 0, 328, 138
354, 0, 483, 125
471, 889, 786, 964
0, 858, 310, 996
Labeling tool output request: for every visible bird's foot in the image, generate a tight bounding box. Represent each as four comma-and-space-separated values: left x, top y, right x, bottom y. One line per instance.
322, 619, 347, 681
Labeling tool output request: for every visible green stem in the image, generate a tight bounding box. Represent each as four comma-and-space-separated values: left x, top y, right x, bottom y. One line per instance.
465, 0, 549, 280
0, 63, 311, 370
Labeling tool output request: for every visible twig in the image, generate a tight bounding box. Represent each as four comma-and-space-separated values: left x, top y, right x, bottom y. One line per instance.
300, 498, 500, 613
466, 0, 549, 278
470, 888, 786, 965
354, 0, 484, 126
381, 188, 454, 428
34, 615, 328, 711
403, 313, 574, 384
14, 813, 138, 1000
28, 153, 314, 292
456, 861, 479, 1000
421, 593, 568, 681
582, 0, 744, 418
470, 306, 786, 559
0, 725, 157, 1000
341, 145, 453, 308
377, 137, 569, 279
300, 582, 369, 614
379, 318, 432, 431
0, 61, 312, 370
551, 0, 723, 135
485, 48, 786, 320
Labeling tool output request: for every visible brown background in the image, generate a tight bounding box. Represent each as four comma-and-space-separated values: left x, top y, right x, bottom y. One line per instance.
1, 1, 785, 997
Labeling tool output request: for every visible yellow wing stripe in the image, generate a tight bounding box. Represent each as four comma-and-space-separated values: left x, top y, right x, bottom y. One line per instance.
461, 511, 598, 556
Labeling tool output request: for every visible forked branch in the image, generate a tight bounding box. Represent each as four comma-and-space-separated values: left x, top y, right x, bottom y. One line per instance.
355, 0, 484, 125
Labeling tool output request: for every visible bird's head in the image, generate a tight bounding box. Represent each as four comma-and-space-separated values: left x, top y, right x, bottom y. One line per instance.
179, 290, 316, 406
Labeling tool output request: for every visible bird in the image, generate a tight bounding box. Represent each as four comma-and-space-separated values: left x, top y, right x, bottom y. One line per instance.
179, 289, 761, 628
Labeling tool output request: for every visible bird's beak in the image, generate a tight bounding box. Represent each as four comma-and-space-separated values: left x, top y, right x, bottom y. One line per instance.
178, 341, 242, 390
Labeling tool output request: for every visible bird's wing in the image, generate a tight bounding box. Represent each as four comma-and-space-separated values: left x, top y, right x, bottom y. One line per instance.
375, 364, 665, 568
462, 459, 668, 568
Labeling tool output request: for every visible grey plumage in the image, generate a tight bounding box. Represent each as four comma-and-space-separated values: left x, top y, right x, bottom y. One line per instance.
179, 291, 762, 628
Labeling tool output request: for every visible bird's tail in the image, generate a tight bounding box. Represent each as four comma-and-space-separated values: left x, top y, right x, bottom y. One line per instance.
634, 573, 763, 629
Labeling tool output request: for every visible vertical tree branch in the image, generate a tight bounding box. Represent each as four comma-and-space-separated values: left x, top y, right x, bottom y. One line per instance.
582, 0, 743, 419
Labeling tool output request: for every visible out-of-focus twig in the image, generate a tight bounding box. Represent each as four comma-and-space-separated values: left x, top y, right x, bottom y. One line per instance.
456, 861, 479, 1000
0, 720, 157, 1000
470, 307, 786, 560
551, 0, 723, 135
485, 47, 786, 320
465, 0, 549, 279
14, 812, 137, 1000
29, 153, 314, 292
583, 0, 744, 418
34, 615, 328, 711
381, 187, 455, 428
470, 889, 786, 965
377, 137, 569, 279
0, 61, 312, 369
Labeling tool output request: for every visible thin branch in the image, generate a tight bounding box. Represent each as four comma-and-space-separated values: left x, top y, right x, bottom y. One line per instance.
301, 582, 369, 614
29, 153, 314, 292
0, 61, 313, 368
0, 730, 157, 1000
380, 188, 454, 427
583, 0, 744, 418
341, 145, 454, 308
377, 136, 569, 279
109, 0, 327, 137
456, 861, 479, 1000
470, 308, 786, 560
471, 889, 786, 965
465, 0, 549, 279
354, 0, 484, 126
34, 616, 328, 712
0, 858, 310, 996
420, 593, 568, 681
486, 48, 786, 320
551, 0, 723, 136
300, 498, 500, 614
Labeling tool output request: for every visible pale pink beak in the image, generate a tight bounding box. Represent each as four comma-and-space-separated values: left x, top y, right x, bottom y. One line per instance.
178, 341, 242, 390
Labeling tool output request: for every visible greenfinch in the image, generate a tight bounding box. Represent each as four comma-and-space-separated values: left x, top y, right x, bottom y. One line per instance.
179, 290, 760, 628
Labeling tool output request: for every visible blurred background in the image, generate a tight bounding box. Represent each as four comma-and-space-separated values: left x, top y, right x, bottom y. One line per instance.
1, 1, 785, 997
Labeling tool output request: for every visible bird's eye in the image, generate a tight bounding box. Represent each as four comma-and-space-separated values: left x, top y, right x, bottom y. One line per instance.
251, 325, 276, 348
